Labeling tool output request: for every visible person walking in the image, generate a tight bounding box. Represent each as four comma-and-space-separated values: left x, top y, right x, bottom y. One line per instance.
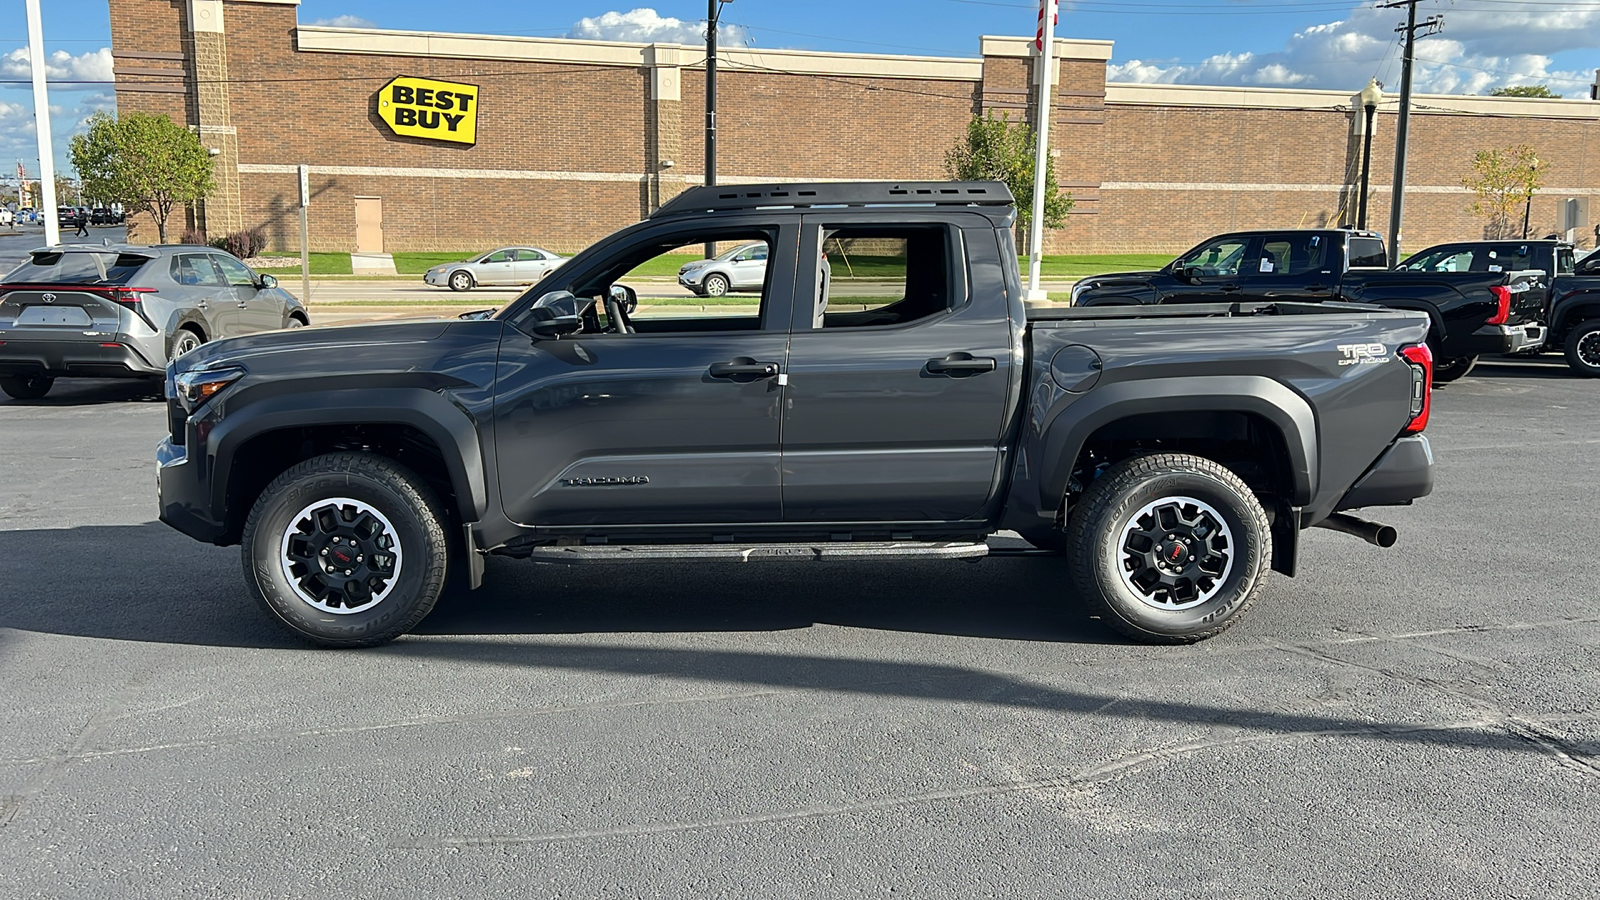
73, 209, 88, 237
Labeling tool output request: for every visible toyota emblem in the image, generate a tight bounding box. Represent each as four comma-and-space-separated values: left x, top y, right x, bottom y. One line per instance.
42, 292, 56, 304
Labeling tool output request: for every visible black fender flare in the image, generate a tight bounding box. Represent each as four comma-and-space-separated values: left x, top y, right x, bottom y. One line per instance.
207, 387, 488, 527
1036, 375, 1317, 511
1551, 295, 1600, 340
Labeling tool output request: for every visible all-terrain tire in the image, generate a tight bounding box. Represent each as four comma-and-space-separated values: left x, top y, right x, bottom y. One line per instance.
1563, 320, 1600, 377
1064, 453, 1270, 644
0, 375, 53, 400
241, 452, 451, 647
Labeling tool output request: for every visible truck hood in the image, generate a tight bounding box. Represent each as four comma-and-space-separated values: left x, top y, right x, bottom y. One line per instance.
1078, 270, 1164, 285
179, 320, 456, 371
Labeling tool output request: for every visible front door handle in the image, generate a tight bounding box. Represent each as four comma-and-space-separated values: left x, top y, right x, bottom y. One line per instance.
709, 358, 779, 380
1219, 283, 1241, 293
926, 353, 997, 376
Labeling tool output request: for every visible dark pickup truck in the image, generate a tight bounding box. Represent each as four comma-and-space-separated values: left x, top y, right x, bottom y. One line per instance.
157, 182, 1436, 648
1399, 238, 1600, 376
1072, 228, 1543, 382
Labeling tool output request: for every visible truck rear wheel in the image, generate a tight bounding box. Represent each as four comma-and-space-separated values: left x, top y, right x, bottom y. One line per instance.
1563, 320, 1600, 377
1432, 354, 1477, 383
241, 452, 451, 647
1, 375, 53, 400
1065, 453, 1270, 644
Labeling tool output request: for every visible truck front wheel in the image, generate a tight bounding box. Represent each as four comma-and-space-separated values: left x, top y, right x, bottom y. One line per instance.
1065, 453, 1270, 644
1563, 320, 1600, 377
241, 452, 451, 647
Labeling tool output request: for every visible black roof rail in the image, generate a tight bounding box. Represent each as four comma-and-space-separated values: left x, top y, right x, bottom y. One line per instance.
651, 181, 1015, 218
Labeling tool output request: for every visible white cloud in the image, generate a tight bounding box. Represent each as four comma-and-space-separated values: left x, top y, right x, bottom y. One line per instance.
1, 47, 113, 90
1107, 4, 1600, 97
570, 8, 748, 45
309, 15, 377, 28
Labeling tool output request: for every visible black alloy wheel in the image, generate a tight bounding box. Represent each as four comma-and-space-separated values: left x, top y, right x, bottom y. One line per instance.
1564, 320, 1600, 377
169, 329, 203, 361
1065, 452, 1270, 644
241, 452, 451, 647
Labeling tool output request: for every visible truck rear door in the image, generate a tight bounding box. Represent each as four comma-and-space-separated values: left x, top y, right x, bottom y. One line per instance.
778, 215, 1015, 522
1236, 232, 1337, 301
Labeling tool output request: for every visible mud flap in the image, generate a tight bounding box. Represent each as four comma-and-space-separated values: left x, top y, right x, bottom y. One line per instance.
463, 523, 485, 589
1271, 504, 1299, 578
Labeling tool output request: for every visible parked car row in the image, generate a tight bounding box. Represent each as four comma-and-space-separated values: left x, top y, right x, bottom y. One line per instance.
1073, 229, 1598, 379
0, 243, 306, 399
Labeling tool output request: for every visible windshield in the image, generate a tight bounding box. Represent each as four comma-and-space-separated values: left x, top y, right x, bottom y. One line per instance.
3, 251, 150, 285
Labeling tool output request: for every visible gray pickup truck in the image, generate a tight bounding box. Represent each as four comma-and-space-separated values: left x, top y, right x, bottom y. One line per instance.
157, 182, 1435, 648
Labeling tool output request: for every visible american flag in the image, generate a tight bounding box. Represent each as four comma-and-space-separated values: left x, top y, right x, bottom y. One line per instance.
1036, 0, 1058, 51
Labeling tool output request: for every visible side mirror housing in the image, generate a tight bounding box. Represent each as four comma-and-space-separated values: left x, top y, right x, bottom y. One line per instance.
527, 290, 584, 337
258, 274, 278, 289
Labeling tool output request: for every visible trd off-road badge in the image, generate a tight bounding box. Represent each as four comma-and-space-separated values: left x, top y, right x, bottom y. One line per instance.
1337, 343, 1390, 366
377, 76, 480, 146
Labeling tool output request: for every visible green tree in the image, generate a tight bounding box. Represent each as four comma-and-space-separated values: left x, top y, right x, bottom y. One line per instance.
943, 111, 1073, 234
1462, 145, 1545, 239
1490, 85, 1559, 98
70, 111, 215, 242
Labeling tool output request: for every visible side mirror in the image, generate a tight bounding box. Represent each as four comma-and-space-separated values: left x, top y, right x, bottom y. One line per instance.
527, 290, 584, 337
258, 274, 278, 289
1175, 266, 1199, 281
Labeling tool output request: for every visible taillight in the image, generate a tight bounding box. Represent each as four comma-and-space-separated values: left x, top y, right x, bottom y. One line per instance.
111, 287, 156, 309
1399, 343, 1432, 434
1486, 285, 1512, 326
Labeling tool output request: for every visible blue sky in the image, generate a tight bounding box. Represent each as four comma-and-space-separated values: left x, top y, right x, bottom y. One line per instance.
6, 0, 1599, 181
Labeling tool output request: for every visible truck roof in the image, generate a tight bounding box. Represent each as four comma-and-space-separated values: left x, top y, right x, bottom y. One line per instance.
652, 181, 1015, 218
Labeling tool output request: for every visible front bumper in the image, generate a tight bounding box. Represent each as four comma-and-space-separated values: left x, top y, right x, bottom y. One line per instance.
1471, 322, 1546, 356
0, 338, 162, 378
424, 271, 447, 287
157, 437, 226, 544
1335, 434, 1434, 511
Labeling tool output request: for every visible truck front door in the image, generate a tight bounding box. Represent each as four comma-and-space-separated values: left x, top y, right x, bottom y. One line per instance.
778, 217, 1014, 523
493, 219, 798, 527
1161, 235, 1258, 303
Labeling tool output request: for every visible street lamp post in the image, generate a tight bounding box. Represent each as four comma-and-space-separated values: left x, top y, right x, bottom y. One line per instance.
1357, 79, 1382, 231
1522, 157, 1539, 239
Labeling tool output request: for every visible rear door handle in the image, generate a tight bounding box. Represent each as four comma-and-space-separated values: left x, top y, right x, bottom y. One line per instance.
709, 358, 779, 380
1220, 284, 1241, 293
926, 353, 997, 375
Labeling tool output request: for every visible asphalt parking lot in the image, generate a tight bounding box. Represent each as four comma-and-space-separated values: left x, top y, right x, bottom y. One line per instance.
1, 356, 1597, 898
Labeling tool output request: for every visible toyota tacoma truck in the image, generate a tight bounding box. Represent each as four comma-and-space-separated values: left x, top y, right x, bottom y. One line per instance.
1072, 228, 1543, 382
157, 182, 1436, 648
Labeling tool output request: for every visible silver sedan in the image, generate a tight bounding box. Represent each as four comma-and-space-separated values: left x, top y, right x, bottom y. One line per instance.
424, 247, 567, 291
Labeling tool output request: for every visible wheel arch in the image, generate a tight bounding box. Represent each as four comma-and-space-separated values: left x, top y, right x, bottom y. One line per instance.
209, 388, 487, 544
1552, 297, 1600, 341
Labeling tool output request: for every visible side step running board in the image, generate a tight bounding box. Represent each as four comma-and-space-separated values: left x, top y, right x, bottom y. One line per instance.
525, 541, 990, 564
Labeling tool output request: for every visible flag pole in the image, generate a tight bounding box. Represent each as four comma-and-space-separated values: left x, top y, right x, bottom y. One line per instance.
1025, 0, 1056, 302
25, 0, 58, 247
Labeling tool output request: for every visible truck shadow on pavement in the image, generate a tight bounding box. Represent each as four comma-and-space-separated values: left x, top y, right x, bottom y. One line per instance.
0, 378, 164, 406
0, 523, 1115, 649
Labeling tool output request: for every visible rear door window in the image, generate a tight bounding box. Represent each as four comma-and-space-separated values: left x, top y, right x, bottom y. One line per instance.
5, 252, 149, 285
1348, 238, 1388, 268
171, 254, 226, 287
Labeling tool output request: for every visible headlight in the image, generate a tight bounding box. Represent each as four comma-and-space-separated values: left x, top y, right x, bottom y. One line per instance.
174, 367, 245, 412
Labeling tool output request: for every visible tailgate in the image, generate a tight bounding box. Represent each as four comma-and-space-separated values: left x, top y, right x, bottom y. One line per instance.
0, 288, 127, 342
1501, 270, 1545, 325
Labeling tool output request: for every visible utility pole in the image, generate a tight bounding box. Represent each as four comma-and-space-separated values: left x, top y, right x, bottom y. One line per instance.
25, 0, 58, 247
1380, 0, 1443, 266
704, 0, 729, 257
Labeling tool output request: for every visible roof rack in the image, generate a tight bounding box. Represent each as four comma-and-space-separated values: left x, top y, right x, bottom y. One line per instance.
651, 181, 1014, 218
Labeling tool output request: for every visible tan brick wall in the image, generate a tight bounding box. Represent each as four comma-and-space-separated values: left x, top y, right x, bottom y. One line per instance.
108, 0, 1600, 258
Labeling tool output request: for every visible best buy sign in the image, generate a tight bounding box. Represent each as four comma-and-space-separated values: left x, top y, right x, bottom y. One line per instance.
377, 76, 479, 145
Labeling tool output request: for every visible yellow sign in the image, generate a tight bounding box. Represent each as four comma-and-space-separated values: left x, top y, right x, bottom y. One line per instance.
377, 76, 480, 145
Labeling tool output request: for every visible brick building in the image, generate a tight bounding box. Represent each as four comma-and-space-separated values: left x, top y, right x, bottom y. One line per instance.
110, 0, 1600, 256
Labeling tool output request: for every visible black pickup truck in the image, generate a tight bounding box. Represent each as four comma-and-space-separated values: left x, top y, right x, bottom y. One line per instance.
1399, 238, 1600, 376
1072, 228, 1544, 382
157, 182, 1436, 648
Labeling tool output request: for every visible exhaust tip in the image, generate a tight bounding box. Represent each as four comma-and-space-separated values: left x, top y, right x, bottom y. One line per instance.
1373, 525, 1398, 548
